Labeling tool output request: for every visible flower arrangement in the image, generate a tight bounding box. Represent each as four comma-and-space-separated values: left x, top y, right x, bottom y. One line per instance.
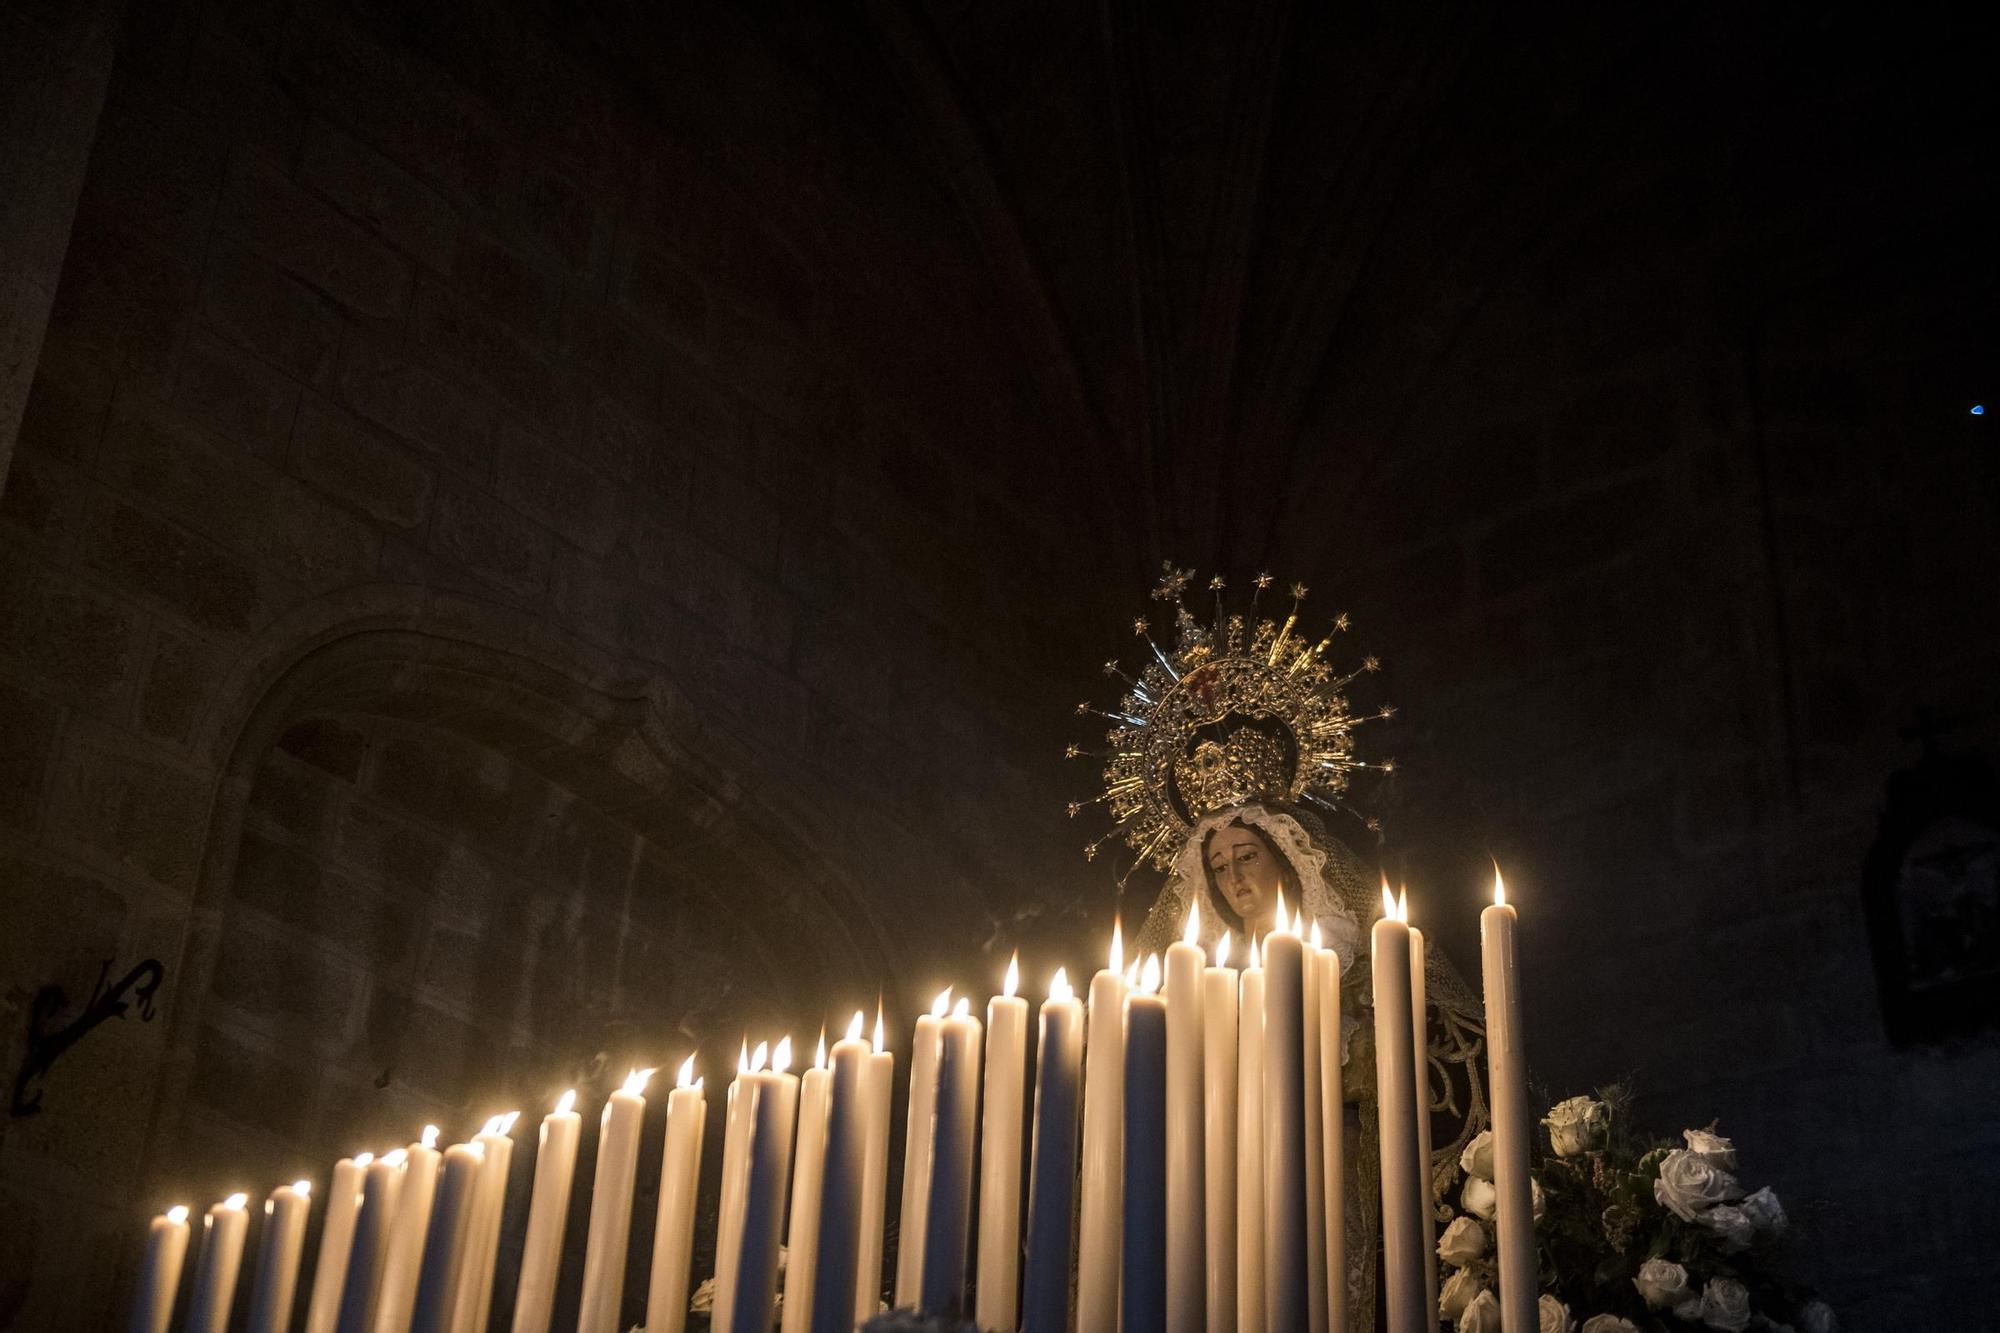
1435, 1085, 1835, 1333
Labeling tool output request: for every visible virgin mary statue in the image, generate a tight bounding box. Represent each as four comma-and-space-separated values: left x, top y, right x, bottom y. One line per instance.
1071, 565, 1488, 1331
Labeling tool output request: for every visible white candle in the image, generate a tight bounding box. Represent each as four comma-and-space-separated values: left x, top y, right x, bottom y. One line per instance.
852, 1011, 894, 1325
1373, 888, 1424, 1332
782, 1041, 833, 1333
247, 1181, 313, 1333
373, 1125, 442, 1333
1022, 969, 1083, 1333
1410, 922, 1438, 1333
1123, 955, 1169, 1333
186, 1192, 251, 1333
577, 1068, 655, 1333
1481, 870, 1535, 1333
511, 1093, 581, 1333
713, 1041, 758, 1333
728, 1039, 800, 1333
411, 1141, 485, 1333
1077, 923, 1128, 1332
1164, 909, 1207, 1333
644, 1058, 707, 1333
976, 954, 1029, 1333
1303, 922, 1327, 1333
305, 1155, 370, 1333
1202, 936, 1239, 1333
336, 1149, 405, 1333
920, 998, 982, 1318
894, 992, 948, 1308
1264, 902, 1309, 1333
451, 1114, 520, 1333
1316, 941, 1346, 1333
814, 1013, 871, 1332
1237, 939, 1266, 1333
128, 1204, 191, 1333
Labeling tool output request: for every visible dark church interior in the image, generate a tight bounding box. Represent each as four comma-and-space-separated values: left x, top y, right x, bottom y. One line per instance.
1, 1, 1995, 1330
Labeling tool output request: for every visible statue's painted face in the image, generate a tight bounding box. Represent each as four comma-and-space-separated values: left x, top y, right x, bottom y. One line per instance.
1206, 824, 1284, 931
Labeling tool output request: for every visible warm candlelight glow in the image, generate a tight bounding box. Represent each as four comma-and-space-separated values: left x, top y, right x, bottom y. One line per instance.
1050, 966, 1073, 1002
1005, 951, 1021, 998
1493, 864, 1506, 908
222, 1192, 249, 1211
952, 997, 970, 1019
1109, 919, 1124, 973
738, 1039, 751, 1074
1249, 934, 1261, 968
751, 1040, 770, 1073
353, 1152, 374, 1168
499, 1110, 520, 1134
467, 1141, 486, 1160
555, 1089, 577, 1116
167, 1205, 190, 1224
1215, 933, 1231, 967
1381, 874, 1396, 919
848, 1010, 866, 1042
624, 1067, 657, 1095
1397, 887, 1410, 923
815, 1030, 828, 1070
1184, 900, 1201, 946
1309, 920, 1323, 950
773, 1036, 794, 1074
932, 987, 953, 1019
874, 1005, 887, 1053
292, 1180, 312, 1197
421, 1124, 440, 1150
1137, 953, 1162, 996
678, 1054, 698, 1089
1126, 957, 1142, 986
382, 1149, 408, 1167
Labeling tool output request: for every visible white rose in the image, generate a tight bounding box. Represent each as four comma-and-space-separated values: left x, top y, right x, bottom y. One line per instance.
1739, 1185, 1787, 1238
1463, 1174, 1497, 1221
1543, 1096, 1611, 1156
1580, 1318, 1641, 1333
1633, 1258, 1691, 1310
1798, 1299, 1838, 1333
1699, 1277, 1753, 1332
1440, 1267, 1484, 1323
1461, 1129, 1496, 1181
1702, 1203, 1756, 1252
1459, 1288, 1503, 1333
1654, 1148, 1742, 1220
1538, 1294, 1575, 1333
1684, 1127, 1738, 1170
1438, 1215, 1488, 1266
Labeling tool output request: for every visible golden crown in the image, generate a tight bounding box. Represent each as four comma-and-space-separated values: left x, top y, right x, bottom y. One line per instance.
1068, 563, 1394, 875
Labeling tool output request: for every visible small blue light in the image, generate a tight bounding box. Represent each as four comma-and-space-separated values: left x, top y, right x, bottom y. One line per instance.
1974, 404, 1986, 415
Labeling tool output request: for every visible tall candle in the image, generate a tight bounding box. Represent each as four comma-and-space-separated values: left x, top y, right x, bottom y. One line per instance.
1236, 939, 1266, 1333
452, 1114, 520, 1333
853, 1010, 895, 1324
713, 1041, 759, 1333
1264, 903, 1309, 1333
410, 1141, 484, 1333
1316, 941, 1346, 1333
336, 1149, 405, 1333
894, 992, 949, 1308
186, 1192, 251, 1333
1410, 922, 1438, 1333
781, 1040, 833, 1333
373, 1125, 442, 1333
1304, 923, 1329, 1333
1202, 936, 1239, 1333
1163, 910, 1207, 1333
977, 954, 1029, 1333
577, 1068, 655, 1333
1481, 870, 1535, 1333
128, 1204, 191, 1333
644, 1059, 707, 1333
1022, 968, 1083, 1333
920, 998, 982, 1318
1077, 923, 1129, 1332
729, 1040, 800, 1333
510, 1093, 581, 1333
305, 1155, 369, 1333
814, 1014, 870, 1333
247, 1180, 313, 1333
1121, 955, 1168, 1333
1372, 888, 1424, 1332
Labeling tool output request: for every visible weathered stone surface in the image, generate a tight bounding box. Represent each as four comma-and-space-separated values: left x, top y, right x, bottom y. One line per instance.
79, 499, 262, 635
429, 480, 551, 599
413, 280, 569, 437
0, 550, 141, 709
627, 511, 794, 664
47, 728, 208, 895
451, 227, 563, 340
0, 446, 83, 549
613, 239, 709, 356
334, 324, 495, 471
292, 393, 434, 528
493, 423, 624, 554
689, 458, 781, 572
135, 627, 220, 746
0, 679, 61, 830
298, 116, 460, 273
43, 223, 199, 394
1475, 476, 1663, 598
216, 159, 415, 318
199, 239, 343, 386
172, 333, 301, 456
232, 827, 421, 973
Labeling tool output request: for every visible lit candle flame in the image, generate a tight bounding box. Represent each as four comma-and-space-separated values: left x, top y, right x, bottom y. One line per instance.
1214, 933, 1231, 967
1249, 935, 1262, 969
1493, 863, 1506, 908
1309, 920, 1323, 950
293, 1180, 312, 1197
873, 1005, 886, 1054
1125, 956, 1140, 987
420, 1125, 440, 1150
1183, 900, 1200, 947
847, 1010, 866, 1043
737, 1038, 750, 1075
167, 1205, 190, 1225
499, 1111, 520, 1135
1138, 953, 1162, 995
479, 1114, 502, 1137
1004, 951, 1020, 999
623, 1067, 656, 1096
814, 1030, 827, 1070
352, 1152, 373, 1168
555, 1090, 577, 1116
1109, 919, 1124, 974
772, 1036, 793, 1074
1381, 875, 1397, 920
952, 996, 969, 1019
1398, 888, 1410, 924
931, 987, 952, 1019
382, 1149, 409, 1167
222, 1192, 248, 1211
467, 1141, 485, 1160
677, 1054, 698, 1089
751, 1041, 769, 1073
1275, 890, 1289, 935
1050, 966, 1072, 1002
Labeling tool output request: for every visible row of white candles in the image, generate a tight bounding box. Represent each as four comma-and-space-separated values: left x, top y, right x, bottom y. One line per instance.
132, 872, 1535, 1333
